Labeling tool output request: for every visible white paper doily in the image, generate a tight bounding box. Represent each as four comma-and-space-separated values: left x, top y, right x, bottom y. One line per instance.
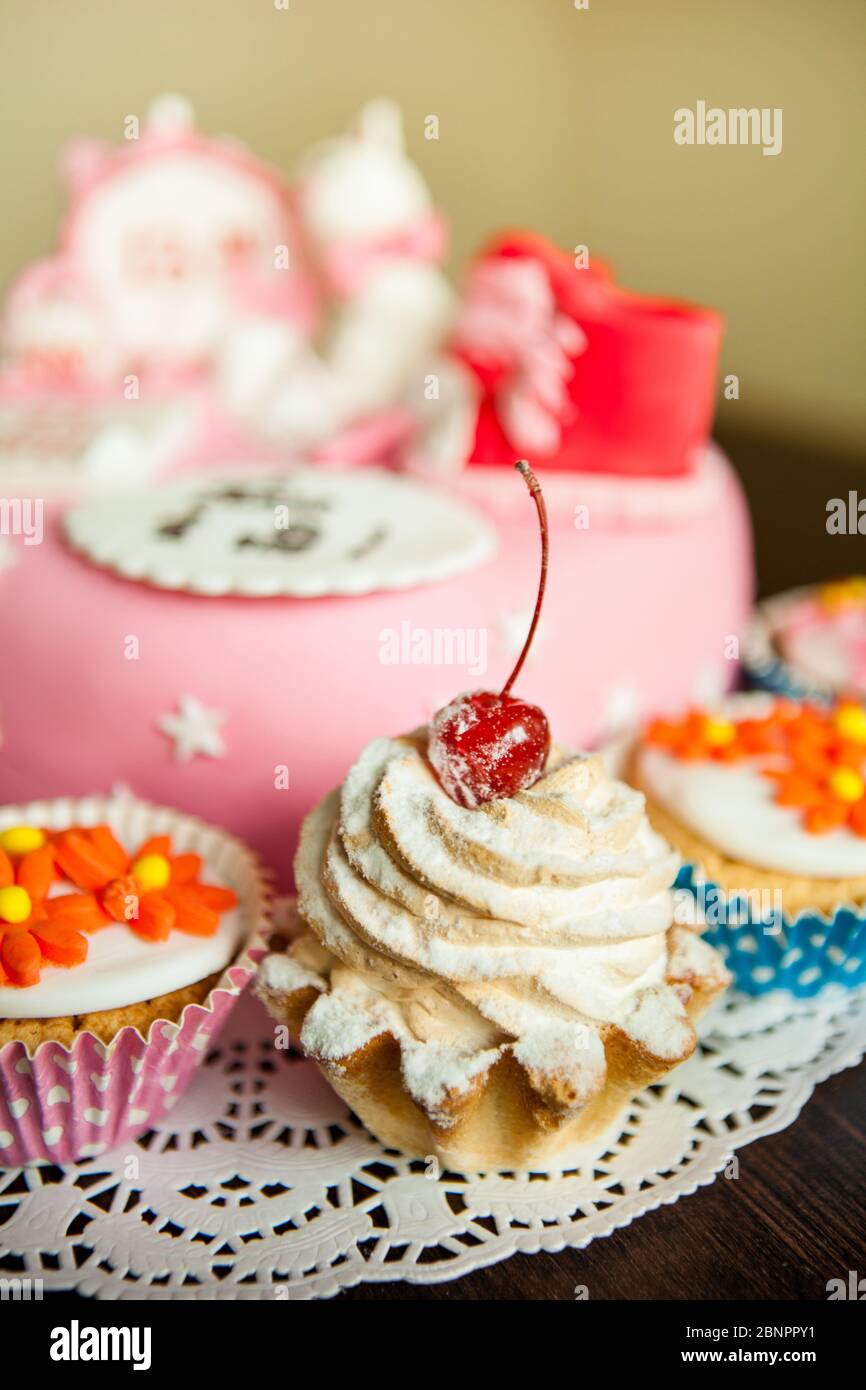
63, 467, 497, 597
1, 981, 863, 1300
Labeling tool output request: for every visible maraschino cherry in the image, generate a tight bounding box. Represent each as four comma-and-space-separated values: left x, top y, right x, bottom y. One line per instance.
428, 460, 551, 808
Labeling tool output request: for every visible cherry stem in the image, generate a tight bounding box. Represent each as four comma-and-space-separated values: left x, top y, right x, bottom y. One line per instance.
500, 460, 549, 697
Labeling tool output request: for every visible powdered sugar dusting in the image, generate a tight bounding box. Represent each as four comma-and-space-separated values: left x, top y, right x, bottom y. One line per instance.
301, 989, 394, 1064
258, 952, 324, 997
400, 1040, 500, 1126
513, 1022, 606, 1103
668, 926, 732, 992
620, 986, 695, 1061
259, 730, 728, 1127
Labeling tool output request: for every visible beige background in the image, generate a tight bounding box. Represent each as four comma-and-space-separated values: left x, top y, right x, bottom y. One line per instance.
1, 0, 863, 457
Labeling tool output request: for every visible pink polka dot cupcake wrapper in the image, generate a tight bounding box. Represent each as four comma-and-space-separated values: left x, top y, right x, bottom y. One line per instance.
0, 794, 271, 1167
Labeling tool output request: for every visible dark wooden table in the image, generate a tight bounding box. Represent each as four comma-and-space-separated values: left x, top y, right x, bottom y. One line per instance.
343, 427, 866, 1300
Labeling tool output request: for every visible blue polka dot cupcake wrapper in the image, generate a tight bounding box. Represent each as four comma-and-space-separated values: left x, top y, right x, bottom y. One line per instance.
675, 863, 866, 997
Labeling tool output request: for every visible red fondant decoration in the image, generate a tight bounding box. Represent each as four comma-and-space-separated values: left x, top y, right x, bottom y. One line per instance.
454, 231, 723, 477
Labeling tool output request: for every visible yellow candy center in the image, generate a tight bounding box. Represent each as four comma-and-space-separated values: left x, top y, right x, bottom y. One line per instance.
703, 718, 736, 748
0, 825, 45, 857
829, 767, 865, 804
131, 853, 171, 891
821, 577, 866, 611
0, 884, 32, 924
834, 704, 866, 745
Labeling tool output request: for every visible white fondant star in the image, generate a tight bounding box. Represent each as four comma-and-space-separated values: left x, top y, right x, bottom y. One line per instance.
692, 664, 730, 705
157, 695, 227, 763
109, 779, 136, 801
600, 681, 642, 735
497, 607, 550, 665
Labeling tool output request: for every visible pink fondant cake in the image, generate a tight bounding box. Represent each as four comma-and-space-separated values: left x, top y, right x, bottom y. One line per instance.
0, 447, 751, 886
0, 97, 754, 885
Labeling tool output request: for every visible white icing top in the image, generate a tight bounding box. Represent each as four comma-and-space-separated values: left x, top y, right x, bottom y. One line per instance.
279, 734, 724, 1124
0, 878, 246, 1019
638, 748, 866, 878
636, 693, 866, 879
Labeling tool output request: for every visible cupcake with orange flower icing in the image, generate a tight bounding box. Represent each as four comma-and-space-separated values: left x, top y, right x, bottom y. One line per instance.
743, 577, 866, 703
628, 693, 866, 996
0, 796, 267, 1165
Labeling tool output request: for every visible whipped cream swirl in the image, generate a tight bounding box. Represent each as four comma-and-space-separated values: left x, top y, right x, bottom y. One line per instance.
272, 733, 725, 1125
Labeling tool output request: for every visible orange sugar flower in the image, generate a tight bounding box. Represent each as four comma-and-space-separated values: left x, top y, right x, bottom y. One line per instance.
0, 825, 91, 987
818, 576, 866, 613
0, 821, 238, 989
766, 761, 866, 836
645, 698, 866, 838
53, 827, 238, 941
762, 701, 866, 836
645, 708, 772, 763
